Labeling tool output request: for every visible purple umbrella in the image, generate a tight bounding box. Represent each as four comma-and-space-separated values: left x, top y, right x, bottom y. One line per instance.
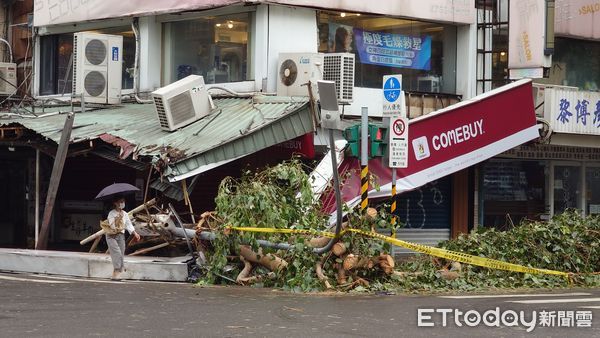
95, 183, 140, 200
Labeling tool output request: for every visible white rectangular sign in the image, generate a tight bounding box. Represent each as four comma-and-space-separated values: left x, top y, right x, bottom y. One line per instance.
382, 75, 404, 117
389, 115, 409, 168
545, 87, 600, 136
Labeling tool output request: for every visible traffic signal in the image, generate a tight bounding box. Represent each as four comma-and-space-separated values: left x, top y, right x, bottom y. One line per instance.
343, 125, 360, 157
369, 124, 388, 158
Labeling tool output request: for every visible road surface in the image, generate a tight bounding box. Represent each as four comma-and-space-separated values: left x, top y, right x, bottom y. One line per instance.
1, 272, 599, 337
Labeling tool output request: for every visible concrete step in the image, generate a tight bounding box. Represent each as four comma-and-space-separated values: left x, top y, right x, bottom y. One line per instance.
0, 248, 189, 282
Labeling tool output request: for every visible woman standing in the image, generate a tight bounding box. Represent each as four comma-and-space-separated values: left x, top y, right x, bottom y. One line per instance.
105, 196, 140, 280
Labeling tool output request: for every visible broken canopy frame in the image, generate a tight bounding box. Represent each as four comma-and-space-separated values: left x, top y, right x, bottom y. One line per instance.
0, 96, 315, 183
323, 79, 540, 214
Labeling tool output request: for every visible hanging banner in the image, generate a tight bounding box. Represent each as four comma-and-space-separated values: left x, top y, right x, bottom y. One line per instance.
555, 0, 600, 39
323, 79, 539, 213
353, 28, 432, 70
508, 0, 547, 71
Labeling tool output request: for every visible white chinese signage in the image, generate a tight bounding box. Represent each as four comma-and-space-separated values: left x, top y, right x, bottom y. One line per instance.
34, 0, 475, 27
389, 116, 409, 168
545, 87, 600, 136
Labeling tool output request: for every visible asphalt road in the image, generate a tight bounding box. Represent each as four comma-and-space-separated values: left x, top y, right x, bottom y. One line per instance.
1, 272, 599, 337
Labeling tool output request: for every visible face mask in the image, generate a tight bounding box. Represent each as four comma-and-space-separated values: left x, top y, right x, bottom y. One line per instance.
118, 202, 125, 210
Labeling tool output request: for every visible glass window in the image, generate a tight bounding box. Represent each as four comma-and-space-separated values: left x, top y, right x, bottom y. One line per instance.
481, 160, 547, 229
585, 166, 600, 215
318, 11, 457, 93
535, 38, 600, 90
553, 165, 582, 214
39, 28, 135, 95
163, 13, 251, 85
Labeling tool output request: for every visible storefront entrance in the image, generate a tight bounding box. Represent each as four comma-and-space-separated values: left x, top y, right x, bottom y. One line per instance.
0, 158, 28, 247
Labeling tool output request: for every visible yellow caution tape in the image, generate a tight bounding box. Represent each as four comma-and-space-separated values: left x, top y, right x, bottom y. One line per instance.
228, 226, 569, 278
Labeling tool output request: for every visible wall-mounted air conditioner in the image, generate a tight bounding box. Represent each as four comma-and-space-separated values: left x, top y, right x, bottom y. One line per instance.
152, 75, 214, 132
417, 76, 441, 93
0, 62, 17, 95
72, 32, 123, 104
277, 53, 323, 97
323, 53, 355, 104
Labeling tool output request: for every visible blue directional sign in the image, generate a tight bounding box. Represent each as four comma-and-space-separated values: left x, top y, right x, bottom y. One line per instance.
382, 75, 403, 117
384, 77, 401, 103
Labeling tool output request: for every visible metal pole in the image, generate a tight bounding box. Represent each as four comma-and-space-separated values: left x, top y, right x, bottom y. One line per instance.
168, 203, 195, 256
360, 107, 369, 212
391, 168, 397, 238
34, 149, 40, 248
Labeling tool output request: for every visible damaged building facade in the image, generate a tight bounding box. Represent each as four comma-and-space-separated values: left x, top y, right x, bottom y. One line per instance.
0, 0, 480, 249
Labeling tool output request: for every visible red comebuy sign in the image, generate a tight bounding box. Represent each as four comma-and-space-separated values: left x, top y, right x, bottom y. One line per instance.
324, 79, 540, 212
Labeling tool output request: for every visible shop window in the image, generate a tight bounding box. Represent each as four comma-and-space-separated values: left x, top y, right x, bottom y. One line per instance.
317, 12, 457, 93
163, 13, 251, 85
39, 28, 135, 96
586, 167, 600, 216
553, 165, 582, 214
481, 160, 547, 229
536, 38, 600, 91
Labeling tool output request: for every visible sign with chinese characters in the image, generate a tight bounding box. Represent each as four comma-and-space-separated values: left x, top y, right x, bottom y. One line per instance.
353, 28, 432, 70
545, 86, 600, 136
389, 116, 409, 168
382, 75, 404, 117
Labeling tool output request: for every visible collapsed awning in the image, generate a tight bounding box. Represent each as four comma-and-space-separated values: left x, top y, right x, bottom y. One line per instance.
0, 96, 314, 182
323, 79, 540, 213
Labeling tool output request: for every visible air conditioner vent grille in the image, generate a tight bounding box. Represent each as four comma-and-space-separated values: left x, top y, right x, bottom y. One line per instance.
85, 39, 107, 65
0, 69, 6, 93
323, 53, 355, 104
167, 91, 195, 126
84, 71, 106, 97
154, 97, 170, 129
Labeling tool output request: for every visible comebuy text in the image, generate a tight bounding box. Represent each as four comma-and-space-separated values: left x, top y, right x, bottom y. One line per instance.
431, 119, 484, 151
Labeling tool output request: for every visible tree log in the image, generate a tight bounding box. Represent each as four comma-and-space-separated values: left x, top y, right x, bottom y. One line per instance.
239, 245, 288, 272
332, 242, 347, 257
315, 257, 332, 289
309, 236, 330, 248
236, 256, 256, 284
378, 254, 395, 275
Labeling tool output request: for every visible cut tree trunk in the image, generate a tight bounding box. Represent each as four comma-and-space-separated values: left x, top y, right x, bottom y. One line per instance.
239, 245, 288, 272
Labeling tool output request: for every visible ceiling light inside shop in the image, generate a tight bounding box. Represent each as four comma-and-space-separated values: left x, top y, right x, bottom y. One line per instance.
227, 22, 234, 29
216, 23, 222, 27
340, 12, 346, 17
500, 51, 506, 56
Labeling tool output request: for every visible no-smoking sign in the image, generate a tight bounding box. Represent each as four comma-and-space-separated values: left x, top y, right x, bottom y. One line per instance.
389, 116, 409, 168
392, 118, 406, 137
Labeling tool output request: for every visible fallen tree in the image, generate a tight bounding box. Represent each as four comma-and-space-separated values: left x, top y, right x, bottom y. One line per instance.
200, 161, 600, 293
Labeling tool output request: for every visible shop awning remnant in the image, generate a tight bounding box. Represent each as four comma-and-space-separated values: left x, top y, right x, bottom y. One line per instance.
0, 96, 313, 181
323, 79, 540, 213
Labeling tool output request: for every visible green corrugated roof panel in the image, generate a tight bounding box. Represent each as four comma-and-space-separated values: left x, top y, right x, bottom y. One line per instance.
0, 96, 314, 181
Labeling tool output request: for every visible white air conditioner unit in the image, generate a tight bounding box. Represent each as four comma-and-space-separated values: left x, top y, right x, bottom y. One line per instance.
277, 53, 323, 97
152, 75, 214, 132
72, 32, 123, 104
323, 53, 355, 104
0, 62, 17, 95
417, 76, 441, 93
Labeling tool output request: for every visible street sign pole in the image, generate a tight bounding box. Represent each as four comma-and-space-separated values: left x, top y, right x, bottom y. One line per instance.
360, 107, 369, 213
382, 74, 404, 236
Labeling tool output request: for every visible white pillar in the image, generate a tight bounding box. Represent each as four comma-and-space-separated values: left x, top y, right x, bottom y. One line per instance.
139, 16, 162, 91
